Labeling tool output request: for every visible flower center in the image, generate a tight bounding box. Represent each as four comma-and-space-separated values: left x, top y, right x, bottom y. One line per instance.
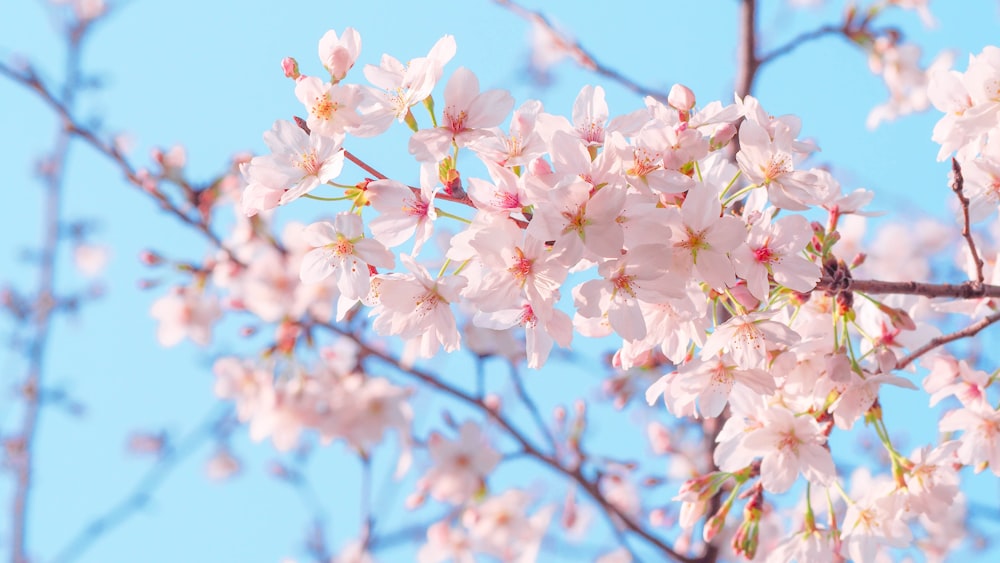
312, 95, 337, 121
297, 150, 321, 176
507, 248, 533, 285
753, 245, 774, 264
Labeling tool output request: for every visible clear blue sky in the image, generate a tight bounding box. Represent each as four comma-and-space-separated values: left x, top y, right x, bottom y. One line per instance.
3, 1, 1000, 562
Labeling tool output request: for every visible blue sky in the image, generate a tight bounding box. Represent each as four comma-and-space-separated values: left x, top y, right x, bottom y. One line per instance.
3, 1, 1000, 562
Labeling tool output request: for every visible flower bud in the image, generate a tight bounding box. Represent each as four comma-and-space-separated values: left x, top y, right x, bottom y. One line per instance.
668, 84, 696, 111
710, 122, 738, 151
139, 250, 162, 266
281, 57, 301, 80
484, 393, 502, 411
703, 510, 727, 543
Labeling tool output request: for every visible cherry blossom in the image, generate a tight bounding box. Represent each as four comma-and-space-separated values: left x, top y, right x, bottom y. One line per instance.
318, 27, 362, 81
298, 213, 394, 303
737, 406, 836, 493
372, 254, 467, 357
294, 77, 363, 138
409, 67, 514, 162
417, 421, 501, 505
149, 285, 220, 347
360, 34, 456, 134
240, 119, 346, 216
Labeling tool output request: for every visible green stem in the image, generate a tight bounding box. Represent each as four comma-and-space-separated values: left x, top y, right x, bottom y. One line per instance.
303, 193, 350, 202
722, 182, 758, 208
434, 207, 471, 224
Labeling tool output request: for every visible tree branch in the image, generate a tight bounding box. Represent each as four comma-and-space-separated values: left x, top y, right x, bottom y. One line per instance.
6, 15, 89, 563
734, 0, 759, 99
895, 311, 1000, 371
50, 405, 232, 563
815, 276, 1000, 300
314, 320, 694, 563
491, 0, 668, 102
0, 61, 231, 257
757, 24, 843, 67
950, 158, 986, 286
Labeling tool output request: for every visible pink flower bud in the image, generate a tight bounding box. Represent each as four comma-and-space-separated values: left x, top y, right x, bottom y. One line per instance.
649, 508, 668, 527
405, 491, 426, 509
484, 394, 502, 411
668, 84, 696, 111
139, 250, 162, 266
710, 122, 738, 150
553, 405, 566, 422
703, 511, 727, 543
728, 281, 760, 311
281, 57, 301, 80
528, 156, 553, 176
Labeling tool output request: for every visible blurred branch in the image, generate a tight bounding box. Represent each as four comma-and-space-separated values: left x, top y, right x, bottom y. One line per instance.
507, 361, 558, 454
735, 0, 758, 99
5, 12, 91, 563
315, 320, 694, 563
757, 24, 843, 67
491, 0, 668, 102
0, 62, 231, 257
50, 404, 232, 563
895, 311, 1000, 371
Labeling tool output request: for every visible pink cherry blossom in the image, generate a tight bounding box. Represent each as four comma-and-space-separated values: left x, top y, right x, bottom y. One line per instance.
739, 406, 836, 493
240, 119, 345, 216
318, 27, 361, 81
418, 421, 501, 504
373, 254, 467, 357
294, 77, 363, 138
667, 185, 745, 290
298, 213, 395, 302
731, 213, 820, 301
150, 285, 220, 347
360, 35, 456, 135
409, 67, 514, 162
367, 167, 438, 255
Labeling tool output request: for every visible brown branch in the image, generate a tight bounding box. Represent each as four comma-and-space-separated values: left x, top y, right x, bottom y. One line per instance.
6, 15, 90, 562
815, 275, 1000, 300
344, 149, 388, 180
506, 361, 558, 454
734, 0, 759, 99
0, 61, 231, 258
950, 158, 986, 286
491, 0, 668, 102
314, 320, 694, 563
895, 311, 1000, 370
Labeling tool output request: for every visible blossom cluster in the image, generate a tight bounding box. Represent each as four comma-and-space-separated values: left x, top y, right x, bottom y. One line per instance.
145, 23, 1000, 563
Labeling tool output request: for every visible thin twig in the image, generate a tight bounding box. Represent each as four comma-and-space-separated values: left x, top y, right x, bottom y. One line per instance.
314, 321, 692, 563
360, 454, 375, 550
50, 405, 232, 563
0, 61, 232, 258
950, 158, 986, 286
757, 24, 843, 67
491, 0, 668, 102
8, 14, 88, 563
507, 361, 558, 454
895, 311, 1000, 371
344, 150, 388, 180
